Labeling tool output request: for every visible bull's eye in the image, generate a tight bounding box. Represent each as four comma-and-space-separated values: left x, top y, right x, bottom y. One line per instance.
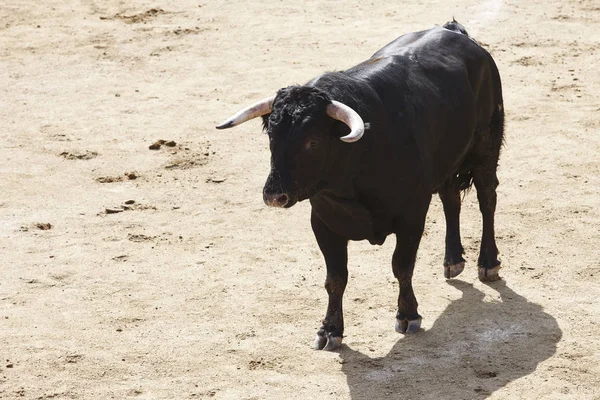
306, 140, 319, 150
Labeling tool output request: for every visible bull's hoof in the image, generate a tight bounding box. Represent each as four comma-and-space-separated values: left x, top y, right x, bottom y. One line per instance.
478, 264, 502, 282
314, 331, 343, 351
444, 261, 465, 279
395, 316, 422, 334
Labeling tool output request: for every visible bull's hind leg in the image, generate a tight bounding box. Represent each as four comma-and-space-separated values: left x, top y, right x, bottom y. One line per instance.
473, 167, 501, 281
438, 180, 466, 278
311, 211, 348, 351
473, 100, 504, 281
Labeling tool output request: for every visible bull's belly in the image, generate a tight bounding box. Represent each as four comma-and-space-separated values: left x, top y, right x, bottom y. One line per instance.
310, 195, 394, 245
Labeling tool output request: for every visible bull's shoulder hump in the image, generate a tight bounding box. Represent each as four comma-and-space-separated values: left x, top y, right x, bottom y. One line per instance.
372, 26, 479, 58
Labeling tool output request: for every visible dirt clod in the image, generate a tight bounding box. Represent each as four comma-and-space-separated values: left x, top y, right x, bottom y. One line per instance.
128, 234, 155, 242
65, 355, 83, 364
96, 172, 138, 183
206, 177, 226, 183
59, 151, 98, 160
149, 141, 163, 150
150, 139, 177, 150
35, 223, 52, 230
475, 370, 498, 379
101, 8, 165, 24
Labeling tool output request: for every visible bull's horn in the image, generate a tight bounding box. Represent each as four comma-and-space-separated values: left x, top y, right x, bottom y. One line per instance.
326, 101, 365, 142
216, 96, 275, 129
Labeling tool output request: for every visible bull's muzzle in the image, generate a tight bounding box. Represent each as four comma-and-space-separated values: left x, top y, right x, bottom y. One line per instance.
263, 192, 290, 208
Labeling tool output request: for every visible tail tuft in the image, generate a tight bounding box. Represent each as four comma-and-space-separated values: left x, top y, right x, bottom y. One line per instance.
443, 18, 469, 36
456, 171, 474, 192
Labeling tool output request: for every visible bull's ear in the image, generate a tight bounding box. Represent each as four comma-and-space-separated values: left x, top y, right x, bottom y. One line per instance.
261, 114, 271, 131
331, 121, 371, 138
326, 101, 365, 142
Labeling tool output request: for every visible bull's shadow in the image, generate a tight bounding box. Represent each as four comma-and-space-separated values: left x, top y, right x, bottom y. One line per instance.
340, 280, 561, 399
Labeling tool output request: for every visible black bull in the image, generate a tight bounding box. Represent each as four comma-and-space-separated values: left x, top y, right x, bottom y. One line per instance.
217, 21, 505, 351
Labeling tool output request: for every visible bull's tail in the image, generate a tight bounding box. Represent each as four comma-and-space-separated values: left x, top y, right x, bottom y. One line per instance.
443, 18, 470, 36
456, 171, 474, 192
442, 18, 504, 195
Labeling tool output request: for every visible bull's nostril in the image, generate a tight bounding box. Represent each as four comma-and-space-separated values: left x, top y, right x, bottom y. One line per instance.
276, 194, 289, 206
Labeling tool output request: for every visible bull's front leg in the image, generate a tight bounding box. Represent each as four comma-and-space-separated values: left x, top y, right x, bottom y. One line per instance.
311, 211, 348, 351
393, 213, 428, 335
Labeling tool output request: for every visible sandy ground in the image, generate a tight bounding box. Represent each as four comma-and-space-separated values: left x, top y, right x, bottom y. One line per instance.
1, 0, 600, 399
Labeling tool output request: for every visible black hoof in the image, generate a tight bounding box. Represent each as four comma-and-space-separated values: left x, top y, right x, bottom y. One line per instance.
479, 263, 502, 282
444, 261, 465, 279
395, 315, 422, 334
314, 331, 343, 351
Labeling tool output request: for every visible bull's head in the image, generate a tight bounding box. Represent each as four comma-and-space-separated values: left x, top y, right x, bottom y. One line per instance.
216, 86, 364, 208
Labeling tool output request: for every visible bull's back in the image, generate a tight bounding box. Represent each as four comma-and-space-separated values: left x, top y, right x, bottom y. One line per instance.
373, 26, 477, 58
347, 26, 501, 189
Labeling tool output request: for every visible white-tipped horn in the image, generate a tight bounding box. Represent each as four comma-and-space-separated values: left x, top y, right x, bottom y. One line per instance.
216, 96, 275, 129
326, 101, 365, 142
